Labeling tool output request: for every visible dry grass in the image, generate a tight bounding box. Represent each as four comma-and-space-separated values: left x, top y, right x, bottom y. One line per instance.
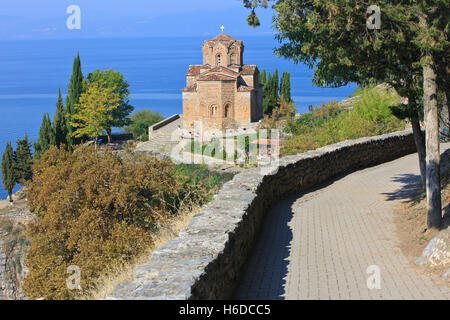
79, 205, 200, 300
393, 152, 450, 286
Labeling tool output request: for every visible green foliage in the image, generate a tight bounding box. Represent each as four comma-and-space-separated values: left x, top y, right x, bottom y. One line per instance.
246, 10, 260, 27
170, 163, 235, 204
70, 81, 121, 146
53, 89, 67, 148
284, 87, 405, 155
280, 71, 291, 102
86, 69, 134, 141
13, 134, 33, 185
123, 109, 164, 141
259, 69, 267, 86
65, 53, 85, 149
260, 68, 290, 115
34, 113, 54, 160
1, 142, 15, 201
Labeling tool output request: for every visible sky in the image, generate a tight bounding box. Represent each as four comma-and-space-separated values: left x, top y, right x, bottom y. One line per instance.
0, 0, 275, 40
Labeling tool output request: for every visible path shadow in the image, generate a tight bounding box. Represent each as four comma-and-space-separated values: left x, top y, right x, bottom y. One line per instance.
382, 173, 423, 203
232, 195, 296, 300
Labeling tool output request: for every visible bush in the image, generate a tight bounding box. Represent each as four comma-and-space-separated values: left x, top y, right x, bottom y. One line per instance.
283, 86, 405, 155
123, 109, 164, 141
23, 145, 233, 299
24, 146, 233, 299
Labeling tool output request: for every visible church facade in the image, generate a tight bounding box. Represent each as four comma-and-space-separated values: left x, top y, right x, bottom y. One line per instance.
182, 33, 263, 130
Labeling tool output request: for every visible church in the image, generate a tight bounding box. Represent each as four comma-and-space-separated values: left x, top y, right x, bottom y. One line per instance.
182, 32, 263, 131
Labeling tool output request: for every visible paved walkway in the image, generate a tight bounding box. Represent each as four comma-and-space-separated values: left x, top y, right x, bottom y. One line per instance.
234, 144, 450, 300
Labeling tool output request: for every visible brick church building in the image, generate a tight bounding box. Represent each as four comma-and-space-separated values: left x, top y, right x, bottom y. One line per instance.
182, 33, 263, 130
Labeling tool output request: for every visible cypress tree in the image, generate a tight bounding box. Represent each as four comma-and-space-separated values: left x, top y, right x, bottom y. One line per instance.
1, 142, 15, 203
273, 68, 279, 101
65, 53, 84, 150
259, 69, 267, 86
13, 134, 33, 185
263, 73, 272, 114
34, 113, 54, 160
54, 88, 67, 148
280, 71, 291, 102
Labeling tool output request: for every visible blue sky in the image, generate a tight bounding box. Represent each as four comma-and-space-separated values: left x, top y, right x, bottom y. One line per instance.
0, 0, 275, 40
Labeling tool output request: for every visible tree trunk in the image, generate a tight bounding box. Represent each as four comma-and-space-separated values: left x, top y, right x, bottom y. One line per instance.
423, 58, 442, 229
8, 192, 13, 205
410, 113, 426, 189
107, 128, 112, 144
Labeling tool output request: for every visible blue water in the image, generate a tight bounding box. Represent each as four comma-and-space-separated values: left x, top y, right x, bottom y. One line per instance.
0, 36, 356, 199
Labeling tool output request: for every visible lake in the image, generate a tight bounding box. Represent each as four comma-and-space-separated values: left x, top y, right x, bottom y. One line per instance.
0, 36, 356, 199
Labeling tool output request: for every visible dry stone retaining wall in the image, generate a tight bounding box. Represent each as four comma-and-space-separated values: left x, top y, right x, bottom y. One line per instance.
107, 129, 416, 300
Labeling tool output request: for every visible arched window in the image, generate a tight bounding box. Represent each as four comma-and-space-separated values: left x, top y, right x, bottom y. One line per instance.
216, 54, 221, 66
224, 103, 232, 118
210, 104, 218, 117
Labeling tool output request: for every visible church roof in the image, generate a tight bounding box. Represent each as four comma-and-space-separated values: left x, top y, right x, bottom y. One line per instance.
186, 65, 208, 76
186, 65, 256, 77
240, 65, 258, 76
197, 74, 236, 81
210, 33, 236, 42
208, 66, 240, 75
203, 33, 243, 49
237, 84, 255, 92
182, 83, 197, 92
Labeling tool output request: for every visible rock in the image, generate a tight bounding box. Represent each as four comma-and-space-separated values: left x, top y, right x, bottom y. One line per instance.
415, 228, 450, 267
442, 268, 450, 279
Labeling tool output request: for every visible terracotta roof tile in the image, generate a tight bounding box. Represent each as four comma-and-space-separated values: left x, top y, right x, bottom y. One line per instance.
198, 74, 236, 81
182, 83, 197, 92
210, 33, 236, 41
240, 65, 257, 76
208, 66, 239, 75
238, 84, 255, 92
186, 65, 208, 76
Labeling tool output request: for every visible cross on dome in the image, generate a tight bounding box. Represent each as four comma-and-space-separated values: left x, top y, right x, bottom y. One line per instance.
220, 25, 225, 33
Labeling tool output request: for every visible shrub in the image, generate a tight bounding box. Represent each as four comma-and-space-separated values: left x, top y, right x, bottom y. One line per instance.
22, 146, 182, 298
283, 87, 405, 155
123, 109, 163, 141
23, 145, 234, 299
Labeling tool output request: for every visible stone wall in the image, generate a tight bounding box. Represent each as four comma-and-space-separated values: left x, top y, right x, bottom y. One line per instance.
107, 130, 416, 300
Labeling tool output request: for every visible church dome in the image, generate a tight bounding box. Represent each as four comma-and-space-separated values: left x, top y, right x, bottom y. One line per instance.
209, 33, 236, 42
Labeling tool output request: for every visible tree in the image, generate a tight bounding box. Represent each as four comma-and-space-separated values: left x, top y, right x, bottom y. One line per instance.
124, 109, 164, 141
1, 142, 15, 204
242, 0, 448, 229
262, 73, 272, 114
87, 69, 134, 143
65, 53, 85, 150
13, 134, 33, 185
280, 71, 291, 102
70, 81, 120, 147
273, 68, 279, 100
415, 3, 449, 229
53, 88, 67, 148
34, 113, 54, 160
260, 69, 267, 86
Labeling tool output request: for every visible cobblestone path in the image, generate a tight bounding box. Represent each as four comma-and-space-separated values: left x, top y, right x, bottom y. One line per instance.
234, 144, 450, 300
